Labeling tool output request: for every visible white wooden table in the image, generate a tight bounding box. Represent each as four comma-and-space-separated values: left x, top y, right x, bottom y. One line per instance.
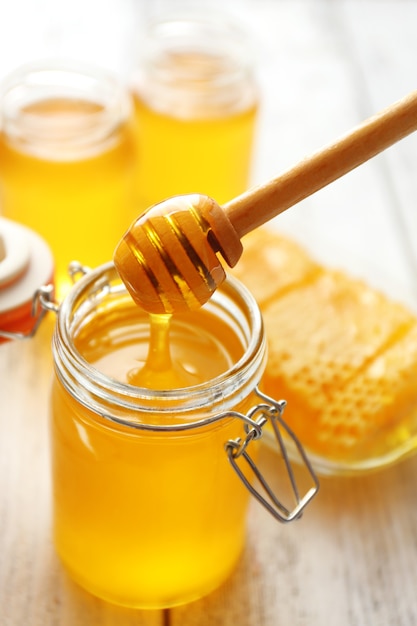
1, 1, 417, 624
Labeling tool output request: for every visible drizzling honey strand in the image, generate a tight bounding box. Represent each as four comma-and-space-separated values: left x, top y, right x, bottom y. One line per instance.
127, 314, 197, 389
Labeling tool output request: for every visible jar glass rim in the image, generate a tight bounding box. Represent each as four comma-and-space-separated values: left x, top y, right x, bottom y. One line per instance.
0, 60, 131, 158
132, 17, 257, 118
53, 262, 267, 429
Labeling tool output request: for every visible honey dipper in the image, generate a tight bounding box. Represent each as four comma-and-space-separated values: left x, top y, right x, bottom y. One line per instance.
114, 91, 417, 314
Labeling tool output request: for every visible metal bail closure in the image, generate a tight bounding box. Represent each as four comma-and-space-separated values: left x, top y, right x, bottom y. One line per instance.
225, 387, 319, 523
0, 218, 56, 342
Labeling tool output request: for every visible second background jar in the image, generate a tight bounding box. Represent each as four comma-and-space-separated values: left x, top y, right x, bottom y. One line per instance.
130, 11, 259, 212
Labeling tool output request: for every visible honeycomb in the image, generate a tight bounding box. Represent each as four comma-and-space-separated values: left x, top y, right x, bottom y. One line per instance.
231, 228, 417, 468
231, 228, 321, 305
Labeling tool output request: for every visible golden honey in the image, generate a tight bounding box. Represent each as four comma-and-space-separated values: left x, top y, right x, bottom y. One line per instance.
50, 264, 267, 608
0, 64, 137, 298
132, 94, 257, 209
131, 18, 258, 211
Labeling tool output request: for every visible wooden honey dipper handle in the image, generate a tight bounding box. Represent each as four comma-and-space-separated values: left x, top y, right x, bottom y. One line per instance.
115, 90, 417, 315
223, 90, 417, 238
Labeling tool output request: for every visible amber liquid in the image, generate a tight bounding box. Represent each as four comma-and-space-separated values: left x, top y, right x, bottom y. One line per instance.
132, 93, 257, 211
0, 98, 136, 298
51, 305, 257, 608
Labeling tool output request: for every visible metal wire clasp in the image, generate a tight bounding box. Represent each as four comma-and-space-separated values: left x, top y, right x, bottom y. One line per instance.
225, 387, 319, 523
0, 284, 58, 341
0, 261, 90, 342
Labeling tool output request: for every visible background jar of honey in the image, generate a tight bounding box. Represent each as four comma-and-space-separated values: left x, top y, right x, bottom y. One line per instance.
0, 62, 137, 298
130, 16, 258, 212
50, 263, 268, 609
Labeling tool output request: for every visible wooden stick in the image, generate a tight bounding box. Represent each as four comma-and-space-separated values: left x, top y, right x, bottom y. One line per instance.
224, 90, 417, 238
114, 90, 417, 315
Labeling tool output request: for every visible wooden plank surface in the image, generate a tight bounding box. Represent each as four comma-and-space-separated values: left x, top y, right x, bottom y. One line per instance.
1, 1, 417, 625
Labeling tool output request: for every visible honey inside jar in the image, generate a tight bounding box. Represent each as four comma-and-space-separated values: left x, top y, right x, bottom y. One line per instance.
132, 90, 257, 209
0, 65, 136, 299
50, 268, 266, 608
131, 19, 258, 211
78, 306, 243, 391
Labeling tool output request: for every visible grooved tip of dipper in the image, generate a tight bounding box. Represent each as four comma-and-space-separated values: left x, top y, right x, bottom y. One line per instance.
114, 194, 235, 315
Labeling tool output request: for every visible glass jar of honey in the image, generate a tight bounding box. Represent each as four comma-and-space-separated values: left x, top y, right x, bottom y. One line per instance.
0, 62, 137, 299
48, 262, 318, 609
131, 16, 259, 212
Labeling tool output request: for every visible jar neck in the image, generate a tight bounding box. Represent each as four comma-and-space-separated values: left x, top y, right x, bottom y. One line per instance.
0, 62, 131, 160
52, 263, 267, 431
133, 18, 257, 118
